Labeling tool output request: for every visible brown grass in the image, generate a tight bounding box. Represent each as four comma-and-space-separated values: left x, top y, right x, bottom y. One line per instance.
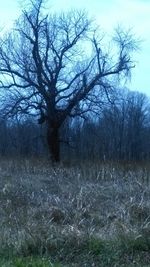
0, 158, 150, 266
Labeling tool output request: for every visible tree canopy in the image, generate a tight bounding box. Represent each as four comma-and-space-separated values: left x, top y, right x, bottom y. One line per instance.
0, 0, 136, 162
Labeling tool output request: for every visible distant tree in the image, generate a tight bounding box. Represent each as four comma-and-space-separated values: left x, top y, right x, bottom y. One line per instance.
125, 91, 149, 160
94, 89, 150, 161
0, 0, 136, 162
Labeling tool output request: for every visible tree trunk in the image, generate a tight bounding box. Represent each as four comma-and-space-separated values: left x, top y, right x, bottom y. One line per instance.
47, 125, 60, 162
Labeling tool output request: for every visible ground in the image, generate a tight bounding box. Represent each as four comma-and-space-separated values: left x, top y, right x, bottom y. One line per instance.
0, 158, 150, 266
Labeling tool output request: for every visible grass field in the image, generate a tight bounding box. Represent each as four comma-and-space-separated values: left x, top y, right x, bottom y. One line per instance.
0, 158, 150, 266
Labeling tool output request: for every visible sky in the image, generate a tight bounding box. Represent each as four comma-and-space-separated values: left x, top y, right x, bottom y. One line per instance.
0, 0, 150, 97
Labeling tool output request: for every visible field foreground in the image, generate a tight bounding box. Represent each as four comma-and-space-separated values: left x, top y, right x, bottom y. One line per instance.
0, 159, 150, 266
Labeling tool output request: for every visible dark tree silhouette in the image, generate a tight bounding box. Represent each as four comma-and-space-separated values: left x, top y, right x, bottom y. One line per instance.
0, 0, 136, 162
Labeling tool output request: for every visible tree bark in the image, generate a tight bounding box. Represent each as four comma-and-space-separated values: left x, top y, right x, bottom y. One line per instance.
47, 124, 60, 162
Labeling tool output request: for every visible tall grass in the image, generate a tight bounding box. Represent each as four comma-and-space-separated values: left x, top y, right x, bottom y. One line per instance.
0, 158, 150, 266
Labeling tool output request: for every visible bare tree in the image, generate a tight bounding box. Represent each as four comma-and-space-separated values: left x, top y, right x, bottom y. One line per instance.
0, 0, 136, 162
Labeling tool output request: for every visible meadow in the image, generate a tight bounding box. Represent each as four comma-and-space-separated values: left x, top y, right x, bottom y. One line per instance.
0, 158, 150, 266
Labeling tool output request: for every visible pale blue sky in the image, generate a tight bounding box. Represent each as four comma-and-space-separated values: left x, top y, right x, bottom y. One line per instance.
0, 0, 150, 96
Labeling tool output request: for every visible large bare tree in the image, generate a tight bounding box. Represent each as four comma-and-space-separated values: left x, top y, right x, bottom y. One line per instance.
0, 0, 136, 162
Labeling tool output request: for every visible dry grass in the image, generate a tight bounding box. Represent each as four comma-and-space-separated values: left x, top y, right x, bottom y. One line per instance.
0, 158, 150, 266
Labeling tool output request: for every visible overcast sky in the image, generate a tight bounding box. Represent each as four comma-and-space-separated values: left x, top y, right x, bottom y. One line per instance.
0, 0, 150, 96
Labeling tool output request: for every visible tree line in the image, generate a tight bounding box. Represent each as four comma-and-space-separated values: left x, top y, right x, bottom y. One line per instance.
0, 88, 149, 162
